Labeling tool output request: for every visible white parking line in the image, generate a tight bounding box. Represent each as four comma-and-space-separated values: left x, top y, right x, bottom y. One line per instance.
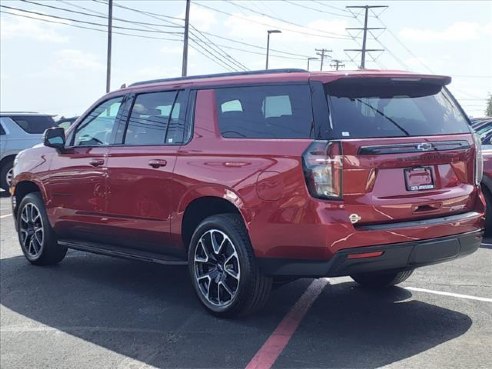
405, 287, 492, 302
0, 213, 12, 219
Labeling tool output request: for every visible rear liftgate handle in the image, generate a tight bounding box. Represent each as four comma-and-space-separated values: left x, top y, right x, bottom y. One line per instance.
148, 159, 167, 168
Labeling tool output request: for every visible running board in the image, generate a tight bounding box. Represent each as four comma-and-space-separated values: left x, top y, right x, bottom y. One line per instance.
59, 240, 188, 266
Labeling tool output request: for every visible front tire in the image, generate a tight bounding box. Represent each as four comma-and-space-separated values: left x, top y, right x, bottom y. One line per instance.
188, 214, 272, 317
351, 269, 414, 288
17, 192, 67, 265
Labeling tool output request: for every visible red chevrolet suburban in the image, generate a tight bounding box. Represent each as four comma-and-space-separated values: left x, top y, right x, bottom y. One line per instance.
11, 69, 485, 317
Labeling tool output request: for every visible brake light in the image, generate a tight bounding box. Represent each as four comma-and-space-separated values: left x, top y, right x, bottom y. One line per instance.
302, 141, 343, 199
472, 133, 483, 185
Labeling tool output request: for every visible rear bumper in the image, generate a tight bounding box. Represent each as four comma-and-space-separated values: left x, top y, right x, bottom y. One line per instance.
258, 230, 482, 277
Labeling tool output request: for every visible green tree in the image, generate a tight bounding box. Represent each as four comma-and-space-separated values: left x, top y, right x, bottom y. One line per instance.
486, 94, 492, 117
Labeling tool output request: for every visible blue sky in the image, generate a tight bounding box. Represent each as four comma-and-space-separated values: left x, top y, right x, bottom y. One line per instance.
1, 0, 491, 117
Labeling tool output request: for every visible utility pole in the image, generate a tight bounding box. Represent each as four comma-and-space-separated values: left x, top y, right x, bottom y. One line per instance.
315, 48, 332, 71
181, 0, 191, 77
344, 5, 387, 69
105, 0, 113, 93
330, 59, 345, 71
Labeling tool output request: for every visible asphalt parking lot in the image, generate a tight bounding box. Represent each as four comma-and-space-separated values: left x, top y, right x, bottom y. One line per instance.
1, 192, 491, 369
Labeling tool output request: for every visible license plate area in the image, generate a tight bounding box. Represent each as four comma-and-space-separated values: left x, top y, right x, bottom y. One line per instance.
405, 167, 434, 191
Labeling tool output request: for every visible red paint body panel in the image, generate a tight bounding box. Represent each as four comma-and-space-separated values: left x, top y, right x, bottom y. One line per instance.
11, 69, 485, 268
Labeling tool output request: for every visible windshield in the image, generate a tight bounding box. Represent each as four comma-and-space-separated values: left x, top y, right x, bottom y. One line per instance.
326, 79, 470, 139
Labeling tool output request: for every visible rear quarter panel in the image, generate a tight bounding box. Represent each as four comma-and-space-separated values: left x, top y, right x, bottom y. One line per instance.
171, 89, 319, 256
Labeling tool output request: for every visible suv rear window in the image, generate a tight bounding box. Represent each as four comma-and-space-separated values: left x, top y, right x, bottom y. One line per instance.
326, 79, 470, 138
215, 84, 313, 139
9, 115, 56, 134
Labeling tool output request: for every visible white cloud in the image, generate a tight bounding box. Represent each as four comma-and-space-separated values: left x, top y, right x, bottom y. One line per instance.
160, 45, 198, 58
54, 49, 104, 71
188, 4, 216, 31
399, 21, 487, 42
224, 12, 348, 45
0, 10, 69, 43
484, 23, 492, 36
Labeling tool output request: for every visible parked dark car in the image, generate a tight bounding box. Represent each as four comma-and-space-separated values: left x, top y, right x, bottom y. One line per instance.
473, 119, 492, 235
10, 69, 485, 317
56, 116, 79, 131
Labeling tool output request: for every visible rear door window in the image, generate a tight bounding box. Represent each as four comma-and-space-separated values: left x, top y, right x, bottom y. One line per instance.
326, 79, 470, 138
215, 84, 313, 139
9, 115, 56, 134
124, 90, 187, 145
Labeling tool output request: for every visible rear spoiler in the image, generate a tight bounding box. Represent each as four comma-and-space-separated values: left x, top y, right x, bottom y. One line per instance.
326, 75, 452, 98
328, 75, 452, 86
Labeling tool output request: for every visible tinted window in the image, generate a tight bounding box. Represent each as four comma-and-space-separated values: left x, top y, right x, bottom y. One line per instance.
327, 80, 470, 138
124, 91, 187, 145
73, 97, 123, 146
215, 85, 313, 139
10, 115, 55, 134
0, 123, 5, 135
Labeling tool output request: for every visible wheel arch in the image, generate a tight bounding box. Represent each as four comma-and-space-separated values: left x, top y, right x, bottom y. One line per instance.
179, 188, 251, 250
13, 180, 47, 216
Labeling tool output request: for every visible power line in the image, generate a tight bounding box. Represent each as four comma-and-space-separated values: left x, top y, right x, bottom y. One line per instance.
58, 0, 106, 16
194, 2, 352, 40
91, 0, 184, 22
344, 5, 387, 69
311, 1, 354, 14
371, 13, 433, 73
190, 26, 249, 71
225, 1, 353, 38
20, 0, 182, 28
0, 4, 183, 35
280, 0, 355, 18
198, 30, 310, 59
86, 0, 312, 60
196, 40, 305, 61
83, 0, 310, 61
0, 9, 183, 42
189, 38, 238, 72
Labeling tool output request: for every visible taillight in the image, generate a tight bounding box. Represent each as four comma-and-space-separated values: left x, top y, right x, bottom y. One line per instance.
302, 140, 343, 199
472, 133, 483, 185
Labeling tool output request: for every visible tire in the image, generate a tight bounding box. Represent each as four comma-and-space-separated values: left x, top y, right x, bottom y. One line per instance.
17, 192, 67, 266
351, 269, 414, 288
481, 186, 492, 236
188, 214, 272, 318
0, 158, 14, 191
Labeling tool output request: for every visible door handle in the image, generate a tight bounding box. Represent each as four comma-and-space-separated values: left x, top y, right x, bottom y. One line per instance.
148, 159, 167, 168
89, 158, 105, 167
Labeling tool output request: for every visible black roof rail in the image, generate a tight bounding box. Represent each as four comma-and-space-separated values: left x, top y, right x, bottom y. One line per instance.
129, 69, 308, 87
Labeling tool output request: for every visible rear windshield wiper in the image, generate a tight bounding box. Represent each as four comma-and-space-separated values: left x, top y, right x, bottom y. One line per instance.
354, 98, 411, 137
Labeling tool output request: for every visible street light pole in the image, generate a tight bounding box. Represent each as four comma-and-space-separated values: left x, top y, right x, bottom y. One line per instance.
265, 30, 281, 70
307, 57, 318, 71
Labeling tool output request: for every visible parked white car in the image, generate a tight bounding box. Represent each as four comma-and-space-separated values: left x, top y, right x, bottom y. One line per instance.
0, 112, 56, 191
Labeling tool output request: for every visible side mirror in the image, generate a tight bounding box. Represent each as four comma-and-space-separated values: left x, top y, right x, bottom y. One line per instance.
43, 127, 66, 150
